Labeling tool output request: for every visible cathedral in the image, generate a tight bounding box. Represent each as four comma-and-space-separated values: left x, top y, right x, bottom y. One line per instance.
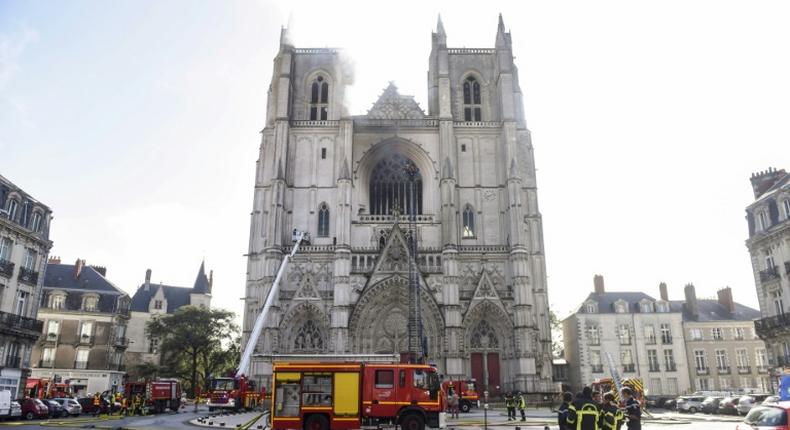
243, 15, 554, 395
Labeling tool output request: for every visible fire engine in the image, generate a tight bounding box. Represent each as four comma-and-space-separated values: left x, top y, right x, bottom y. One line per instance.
206, 374, 261, 411
25, 378, 71, 398
591, 377, 646, 407
124, 379, 182, 413
441, 379, 479, 413
272, 361, 445, 430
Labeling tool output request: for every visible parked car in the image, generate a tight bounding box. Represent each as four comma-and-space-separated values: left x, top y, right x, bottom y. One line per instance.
44, 399, 67, 418
0, 391, 11, 420
20, 398, 49, 420
52, 398, 82, 416
764, 396, 781, 405
77, 397, 109, 415
676, 395, 707, 413
663, 398, 677, 410
700, 396, 722, 414
738, 394, 774, 415
9, 401, 21, 419
736, 403, 789, 430
719, 396, 740, 415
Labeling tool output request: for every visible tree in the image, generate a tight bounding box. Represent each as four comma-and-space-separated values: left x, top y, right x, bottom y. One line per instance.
146, 306, 238, 397
549, 308, 564, 358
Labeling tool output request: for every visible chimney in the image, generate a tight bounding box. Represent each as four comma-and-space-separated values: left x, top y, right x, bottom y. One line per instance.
717, 287, 736, 314
659, 282, 668, 301
73, 259, 85, 279
684, 283, 699, 319
593, 274, 605, 295
144, 269, 152, 291
90, 265, 107, 277
48, 256, 61, 265
750, 167, 787, 198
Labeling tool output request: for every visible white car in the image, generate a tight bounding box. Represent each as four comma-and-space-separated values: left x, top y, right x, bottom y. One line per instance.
737, 394, 773, 415
676, 396, 707, 413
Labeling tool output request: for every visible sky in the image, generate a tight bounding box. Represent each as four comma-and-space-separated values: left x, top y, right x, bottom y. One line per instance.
1, 0, 789, 323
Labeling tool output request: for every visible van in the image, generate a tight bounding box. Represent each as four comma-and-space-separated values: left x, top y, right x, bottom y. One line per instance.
0, 390, 10, 419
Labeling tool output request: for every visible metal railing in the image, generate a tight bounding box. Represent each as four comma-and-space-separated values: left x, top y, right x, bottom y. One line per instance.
661, 335, 673, 344
0, 259, 14, 278
760, 266, 780, 282
623, 364, 635, 373
39, 360, 54, 368
0, 310, 44, 334
717, 366, 731, 374
696, 367, 709, 375
18, 266, 39, 285
591, 364, 604, 373
755, 314, 790, 335
648, 364, 661, 372
737, 366, 751, 374
74, 361, 88, 369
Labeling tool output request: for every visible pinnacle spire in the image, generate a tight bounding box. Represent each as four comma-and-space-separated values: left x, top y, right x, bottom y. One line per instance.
339, 157, 351, 180
193, 260, 211, 294
498, 13, 505, 33
437, 14, 446, 36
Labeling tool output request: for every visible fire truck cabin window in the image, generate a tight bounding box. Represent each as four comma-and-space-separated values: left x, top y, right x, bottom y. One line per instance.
413, 369, 427, 389
399, 369, 406, 388
375, 369, 394, 388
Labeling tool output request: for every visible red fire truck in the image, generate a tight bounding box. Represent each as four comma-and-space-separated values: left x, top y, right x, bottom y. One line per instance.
206, 375, 262, 411
124, 379, 182, 413
25, 378, 72, 399
271, 361, 445, 430
441, 379, 479, 413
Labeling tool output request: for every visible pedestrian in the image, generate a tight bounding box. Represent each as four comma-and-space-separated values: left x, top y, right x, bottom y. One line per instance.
556, 392, 573, 430
599, 393, 624, 430
448, 388, 460, 419
621, 388, 640, 430
566, 386, 599, 430
92, 393, 101, 417
504, 391, 516, 420
517, 391, 526, 421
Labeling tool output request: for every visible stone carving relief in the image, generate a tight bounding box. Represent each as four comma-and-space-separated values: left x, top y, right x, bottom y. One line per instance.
470, 320, 499, 349
367, 83, 426, 120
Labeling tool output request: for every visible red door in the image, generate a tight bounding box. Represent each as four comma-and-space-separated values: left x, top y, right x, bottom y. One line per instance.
471, 353, 484, 391
486, 353, 500, 396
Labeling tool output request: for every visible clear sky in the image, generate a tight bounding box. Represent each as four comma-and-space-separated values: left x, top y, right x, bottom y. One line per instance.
2, 0, 789, 323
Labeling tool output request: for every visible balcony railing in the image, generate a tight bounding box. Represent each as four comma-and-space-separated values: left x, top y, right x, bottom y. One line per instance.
623, 364, 635, 373
648, 363, 660, 372
17, 266, 39, 285
718, 366, 731, 374
760, 266, 780, 282
696, 367, 710, 375
0, 310, 44, 336
39, 360, 54, 368
4, 355, 20, 368
645, 336, 657, 345
665, 363, 677, 372
44, 332, 59, 342
591, 364, 604, 373
755, 314, 790, 337
737, 366, 752, 374
78, 335, 93, 344
588, 338, 601, 346
661, 335, 673, 345
74, 361, 88, 369
757, 365, 769, 373
0, 259, 14, 278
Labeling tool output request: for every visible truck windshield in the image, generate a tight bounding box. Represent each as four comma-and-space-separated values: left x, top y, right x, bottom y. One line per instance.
211, 378, 235, 391
428, 371, 440, 391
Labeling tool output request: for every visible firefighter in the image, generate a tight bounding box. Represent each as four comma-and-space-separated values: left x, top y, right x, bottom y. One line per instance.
517, 391, 527, 421
120, 395, 128, 416
556, 392, 573, 430
92, 393, 102, 416
621, 388, 640, 430
599, 393, 624, 430
566, 386, 599, 430
132, 394, 142, 416
504, 392, 516, 420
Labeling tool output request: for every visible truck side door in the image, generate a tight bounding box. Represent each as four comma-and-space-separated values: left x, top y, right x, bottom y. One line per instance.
367, 367, 397, 416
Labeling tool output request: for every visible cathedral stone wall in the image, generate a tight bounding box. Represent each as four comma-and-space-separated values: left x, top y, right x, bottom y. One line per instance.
244, 17, 554, 396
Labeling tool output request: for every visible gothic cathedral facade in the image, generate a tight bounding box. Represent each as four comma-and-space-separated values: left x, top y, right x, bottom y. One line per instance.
243, 16, 554, 394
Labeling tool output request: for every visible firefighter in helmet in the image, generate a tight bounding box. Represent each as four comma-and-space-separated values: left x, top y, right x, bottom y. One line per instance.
599, 392, 624, 430
92, 393, 102, 416
566, 386, 600, 430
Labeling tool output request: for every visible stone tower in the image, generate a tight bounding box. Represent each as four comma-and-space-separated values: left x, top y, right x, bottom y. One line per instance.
243, 15, 553, 395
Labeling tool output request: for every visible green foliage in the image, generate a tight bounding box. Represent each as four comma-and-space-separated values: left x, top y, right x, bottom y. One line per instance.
146, 306, 238, 397
549, 308, 564, 358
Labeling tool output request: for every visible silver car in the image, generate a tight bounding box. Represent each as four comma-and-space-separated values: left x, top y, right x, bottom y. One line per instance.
52, 398, 82, 416
736, 394, 773, 415
676, 395, 707, 413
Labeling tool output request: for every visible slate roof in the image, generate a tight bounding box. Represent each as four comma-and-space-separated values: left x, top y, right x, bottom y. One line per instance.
43, 263, 125, 294
578, 292, 661, 314
670, 299, 761, 322
130, 262, 210, 313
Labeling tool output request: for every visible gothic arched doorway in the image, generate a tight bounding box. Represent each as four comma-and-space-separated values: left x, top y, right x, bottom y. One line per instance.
348, 276, 444, 359
463, 301, 514, 396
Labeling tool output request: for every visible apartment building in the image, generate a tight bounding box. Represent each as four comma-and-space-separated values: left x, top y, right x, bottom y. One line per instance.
0, 175, 53, 397
676, 284, 768, 392
30, 259, 131, 396
563, 276, 691, 396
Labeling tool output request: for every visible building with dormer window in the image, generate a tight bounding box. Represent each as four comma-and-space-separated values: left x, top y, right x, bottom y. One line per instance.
243, 15, 553, 395
31, 258, 130, 396
0, 174, 53, 397
124, 263, 212, 378
562, 276, 690, 395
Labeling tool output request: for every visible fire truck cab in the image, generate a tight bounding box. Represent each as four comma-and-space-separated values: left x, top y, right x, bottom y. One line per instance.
272, 362, 445, 430
206, 375, 261, 411
441, 379, 479, 413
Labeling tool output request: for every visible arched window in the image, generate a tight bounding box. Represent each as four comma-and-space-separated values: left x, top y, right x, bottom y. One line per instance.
309, 75, 329, 120
462, 77, 482, 121
462, 205, 475, 238
317, 203, 330, 237
369, 154, 422, 216
6, 199, 18, 222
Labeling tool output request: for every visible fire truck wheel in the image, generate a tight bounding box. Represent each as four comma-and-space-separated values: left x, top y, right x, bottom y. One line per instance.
304, 414, 329, 430
460, 401, 471, 413
400, 413, 425, 430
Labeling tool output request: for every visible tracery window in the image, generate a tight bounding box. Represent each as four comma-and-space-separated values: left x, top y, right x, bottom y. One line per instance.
462, 77, 482, 121
317, 203, 330, 237
293, 320, 324, 351
369, 154, 422, 216
470, 320, 498, 349
462, 205, 475, 238
309, 75, 329, 120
